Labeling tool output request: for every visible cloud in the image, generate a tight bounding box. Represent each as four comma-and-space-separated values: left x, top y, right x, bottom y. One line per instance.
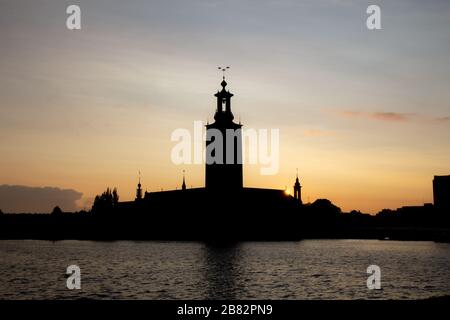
0, 185, 83, 213
336, 111, 450, 123
369, 112, 411, 122
434, 116, 450, 123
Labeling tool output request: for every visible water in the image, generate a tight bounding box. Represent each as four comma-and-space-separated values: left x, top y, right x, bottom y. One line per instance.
0, 240, 449, 299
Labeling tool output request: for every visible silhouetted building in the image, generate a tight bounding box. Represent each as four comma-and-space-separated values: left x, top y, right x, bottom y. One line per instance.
294, 173, 302, 204
433, 175, 450, 210
205, 78, 243, 191
114, 77, 304, 240
7, 77, 450, 242
136, 173, 142, 200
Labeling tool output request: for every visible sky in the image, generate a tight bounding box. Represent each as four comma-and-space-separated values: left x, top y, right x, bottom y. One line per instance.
0, 0, 450, 213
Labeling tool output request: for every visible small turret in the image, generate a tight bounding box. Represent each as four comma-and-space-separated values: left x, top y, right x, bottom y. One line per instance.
182, 170, 186, 191
136, 171, 143, 200
293, 169, 302, 204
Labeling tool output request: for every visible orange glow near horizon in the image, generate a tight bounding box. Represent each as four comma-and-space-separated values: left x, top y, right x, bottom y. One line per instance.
1, 1, 450, 214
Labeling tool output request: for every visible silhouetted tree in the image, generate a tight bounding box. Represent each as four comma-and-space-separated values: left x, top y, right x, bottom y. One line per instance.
310, 199, 342, 215
91, 187, 119, 215
112, 188, 119, 206
377, 209, 394, 217
51, 206, 62, 215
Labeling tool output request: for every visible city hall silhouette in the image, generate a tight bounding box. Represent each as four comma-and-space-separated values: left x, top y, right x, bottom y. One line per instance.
1, 77, 449, 242
114, 76, 303, 240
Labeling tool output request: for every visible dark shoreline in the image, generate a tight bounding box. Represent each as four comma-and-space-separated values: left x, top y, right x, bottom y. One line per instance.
1, 203, 449, 242
1, 226, 449, 243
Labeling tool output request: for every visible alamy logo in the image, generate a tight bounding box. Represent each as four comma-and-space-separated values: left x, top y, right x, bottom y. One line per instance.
66, 265, 81, 290
66, 5, 81, 30
366, 5, 381, 30
366, 265, 381, 290
171, 121, 279, 175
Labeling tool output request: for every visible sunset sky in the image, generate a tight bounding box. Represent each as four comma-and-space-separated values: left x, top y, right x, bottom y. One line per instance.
1, 0, 450, 213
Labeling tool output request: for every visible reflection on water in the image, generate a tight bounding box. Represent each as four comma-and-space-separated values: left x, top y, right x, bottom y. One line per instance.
0, 240, 450, 299
202, 244, 243, 300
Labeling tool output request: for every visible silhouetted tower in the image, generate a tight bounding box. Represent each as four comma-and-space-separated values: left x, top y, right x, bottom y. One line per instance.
136, 171, 143, 200
182, 170, 186, 191
205, 69, 243, 191
433, 175, 450, 210
293, 170, 302, 204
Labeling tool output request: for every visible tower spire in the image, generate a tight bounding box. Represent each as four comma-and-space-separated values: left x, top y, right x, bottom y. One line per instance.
293, 169, 302, 204
213, 66, 234, 121
205, 70, 243, 191
182, 170, 186, 191
136, 170, 143, 200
